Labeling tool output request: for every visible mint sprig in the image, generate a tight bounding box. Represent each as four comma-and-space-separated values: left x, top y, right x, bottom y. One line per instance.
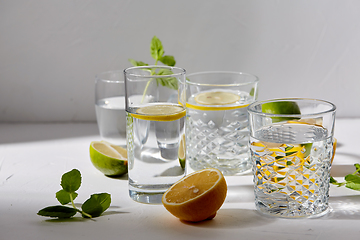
128, 36, 178, 101
330, 163, 360, 191
37, 169, 111, 219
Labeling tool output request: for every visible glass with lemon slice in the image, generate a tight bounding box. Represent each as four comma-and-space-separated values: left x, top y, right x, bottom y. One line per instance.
248, 98, 336, 218
185, 71, 259, 175
124, 66, 186, 204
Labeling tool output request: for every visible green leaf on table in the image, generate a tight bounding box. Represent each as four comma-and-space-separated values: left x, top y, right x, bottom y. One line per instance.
56, 189, 78, 205
159, 55, 176, 66
128, 59, 149, 67
60, 169, 81, 193
344, 174, 360, 191
37, 205, 78, 218
81, 193, 111, 218
150, 36, 164, 61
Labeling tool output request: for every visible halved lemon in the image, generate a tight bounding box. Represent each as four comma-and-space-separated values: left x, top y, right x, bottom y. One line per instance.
89, 141, 127, 176
131, 104, 185, 121
162, 168, 227, 222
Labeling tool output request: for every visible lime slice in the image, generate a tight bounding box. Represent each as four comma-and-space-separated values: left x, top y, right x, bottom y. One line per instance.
178, 134, 186, 169
131, 104, 186, 121
194, 91, 240, 105
262, 101, 301, 123
89, 141, 127, 177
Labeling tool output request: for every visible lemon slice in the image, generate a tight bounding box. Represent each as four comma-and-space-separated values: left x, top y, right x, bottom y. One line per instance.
331, 138, 337, 164
194, 91, 240, 105
131, 104, 186, 121
89, 141, 127, 176
162, 168, 227, 222
178, 134, 186, 169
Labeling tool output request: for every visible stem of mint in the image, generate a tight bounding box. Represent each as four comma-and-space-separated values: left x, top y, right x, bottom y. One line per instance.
37, 169, 110, 219
330, 163, 360, 191
128, 36, 177, 102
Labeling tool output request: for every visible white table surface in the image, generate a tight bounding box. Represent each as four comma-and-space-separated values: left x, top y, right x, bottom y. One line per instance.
1, 119, 360, 240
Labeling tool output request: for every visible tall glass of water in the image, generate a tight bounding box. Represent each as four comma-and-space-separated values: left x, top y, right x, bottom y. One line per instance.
186, 71, 259, 175
124, 66, 187, 204
248, 98, 336, 218
95, 70, 127, 146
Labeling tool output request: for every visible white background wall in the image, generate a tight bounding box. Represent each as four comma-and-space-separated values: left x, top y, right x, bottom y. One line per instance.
1, 0, 359, 122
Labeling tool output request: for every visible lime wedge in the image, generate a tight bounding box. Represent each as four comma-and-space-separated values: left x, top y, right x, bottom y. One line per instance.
194, 91, 240, 105
178, 134, 186, 169
131, 104, 185, 121
89, 141, 127, 177
262, 101, 301, 123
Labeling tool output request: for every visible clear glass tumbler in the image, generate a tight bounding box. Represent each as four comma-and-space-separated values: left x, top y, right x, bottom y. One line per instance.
248, 98, 336, 218
185, 71, 259, 175
124, 66, 187, 204
95, 70, 126, 146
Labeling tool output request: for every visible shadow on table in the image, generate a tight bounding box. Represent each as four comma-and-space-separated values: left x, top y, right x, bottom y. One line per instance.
180, 208, 273, 229
331, 152, 360, 177
0, 123, 99, 144
42, 205, 130, 223
326, 195, 360, 220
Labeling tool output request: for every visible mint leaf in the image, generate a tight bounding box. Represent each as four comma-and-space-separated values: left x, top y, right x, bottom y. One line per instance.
354, 163, 360, 175
38, 169, 111, 219
159, 55, 176, 66
37, 206, 77, 218
81, 193, 111, 218
56, 189, 78, 205
128, 59, 149, 67
150, 36, 164, 61
154, 68, 178, 90
345, 174, 360, 190
61, 169, 81, 193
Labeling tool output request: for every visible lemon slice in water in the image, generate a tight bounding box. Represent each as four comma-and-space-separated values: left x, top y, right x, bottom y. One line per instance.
194, 91, 240, 105
187, 91, 245, 111
131, 104, 185, 121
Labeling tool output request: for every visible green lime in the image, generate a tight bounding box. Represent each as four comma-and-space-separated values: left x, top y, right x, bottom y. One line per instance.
262, 101, 301, 123
89, 141, 128, 177
178, 134, 186, 169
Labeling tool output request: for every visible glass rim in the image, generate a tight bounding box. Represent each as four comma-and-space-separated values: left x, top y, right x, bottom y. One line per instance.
248, 98, 336, 118
95, 70, 124, 83
124, 65, 186, 78
186, 71, 259, 87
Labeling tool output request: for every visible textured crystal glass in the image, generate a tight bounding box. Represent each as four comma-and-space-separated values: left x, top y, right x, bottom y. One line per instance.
248, 98, 336, 218
185, 71, 259, 175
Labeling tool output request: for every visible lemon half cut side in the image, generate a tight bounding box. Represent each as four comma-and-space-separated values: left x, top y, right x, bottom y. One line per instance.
162, 168, 227, 222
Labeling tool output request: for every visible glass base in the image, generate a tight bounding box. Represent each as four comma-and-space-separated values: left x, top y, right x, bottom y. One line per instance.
255, 202, 331, 219
129, 189, 165, 204
189, 157, 252, 176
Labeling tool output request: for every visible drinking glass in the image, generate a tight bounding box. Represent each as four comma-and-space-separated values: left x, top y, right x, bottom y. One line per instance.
125, 66, 186, 204
185, 71, 259, 175
95, 70, 126, 146
248, 98, 336, 218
